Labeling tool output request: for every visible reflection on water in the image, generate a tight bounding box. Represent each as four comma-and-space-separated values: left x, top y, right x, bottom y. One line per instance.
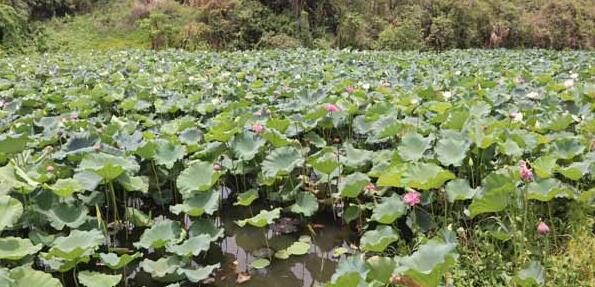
207, 204, 355, 287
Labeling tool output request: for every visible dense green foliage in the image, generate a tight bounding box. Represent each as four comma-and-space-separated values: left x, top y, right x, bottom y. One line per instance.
1, 0, 594, 53
0, 49, 593, 286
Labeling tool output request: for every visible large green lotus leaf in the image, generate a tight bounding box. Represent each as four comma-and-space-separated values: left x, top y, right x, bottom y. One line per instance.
369, 194, 406, 224
0, 195, 22, 231
469, 173, 514, 218
398, 132, 432, 162
366, 256, 396, 284
116, 174, 149, 193
48, 229, 103, 260
78, 153, 139, 181
188, 218, 224, 240
177, 264, 219, 283
55, 132, 98, 159
435, 137, 470, 167
177, 160, 221, 196
261, 129, 292, 147
498, 138, 523, 157
548, 137, 585, 160
170, 190, 219, 217
205, 117, 239, 142
287, 241, 311, 255
398, 240, 457, 287
532, 155, 557, 178
78, 271, 121, 287
403, 163, 455, 190
445, 179, 477, 202
368, 115, 401, 142
308, 149, 340, 175
0, 237, 42, 260
134, 219, 185, 250
338, 172, 370, 198
376, 164, 407, 187
0, 165, 38, 194
125, 207, 151, 227
326, 254, 368, 287
557, 161, 589, 181
512, 261, 545, 287
234, 189, 259, 206
99, 252, 142, 270
231, 132, 265, 161
139, 256, 182, 278
527, 178, 575, 201
235, 208, 281, 227
114, 131, 144, 152
73, 171, 103, 191
153, 140, 186, 169
262, 147, 304, 178
0, 134, 28, 154
178, 128, 202, 145
341, 143, 372, 169
49, 178, 84, 197
41, 202, 89, 230
360, 225, 399, 252
167, 234, 213, 257
267, 118, 291, 133
290, 192, 319, 217
8, 267, 62, 287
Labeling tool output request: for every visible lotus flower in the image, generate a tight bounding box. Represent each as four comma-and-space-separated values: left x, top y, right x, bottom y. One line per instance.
364, 183, 377, 193
519, 160, 534, 181
526, 91, 539, 99
93, 143, 101, 151
563, 79, 574, 88
324, 104, 339, 113
0, 100, 5, 108
345, 86, 355, 93
213, 163, 222, 172
403, 190, 421, 207
509, 111, 523, 122
254, 110, 262, 117
443, 91, 452, 99
537, 220, 550, 235
46, 165, 54, 173
70, 112, 79, 120
251, 122, 265, 134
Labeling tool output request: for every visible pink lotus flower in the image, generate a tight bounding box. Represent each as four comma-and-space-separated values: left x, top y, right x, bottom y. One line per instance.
251, 122, 265, 134
345, 86, 355, 93
47, 165, 54, 173
0, 100, 5, 108
93, 143, 101, 152
364, 183, 377, 193
324, 104, 339, 113
537, 220, 550, 235
403, 190, 421, 207
70, 112, 79, 120
519, 160, 534, 181
254, 110, 263, 117
213, 163, 222, 172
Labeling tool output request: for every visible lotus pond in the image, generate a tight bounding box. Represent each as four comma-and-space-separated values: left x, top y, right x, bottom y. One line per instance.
0, 49, 593, 287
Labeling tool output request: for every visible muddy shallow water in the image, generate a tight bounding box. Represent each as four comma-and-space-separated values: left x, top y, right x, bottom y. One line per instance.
129, 201, 356, 287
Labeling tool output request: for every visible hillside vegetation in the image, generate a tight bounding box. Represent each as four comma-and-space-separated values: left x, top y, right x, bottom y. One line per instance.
1, 0, 594, 53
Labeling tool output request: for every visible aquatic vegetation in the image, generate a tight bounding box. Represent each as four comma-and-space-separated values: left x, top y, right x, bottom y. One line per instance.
0, 49, 593, 286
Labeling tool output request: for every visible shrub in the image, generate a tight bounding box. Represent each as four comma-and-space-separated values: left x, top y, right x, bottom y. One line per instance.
259, 32, 300, 49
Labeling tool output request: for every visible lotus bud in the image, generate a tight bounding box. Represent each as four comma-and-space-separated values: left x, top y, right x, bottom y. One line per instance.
537, 220, 550, 235
324, 104, 339, 113
213, 163, 222, 172
47, 165, 55, 173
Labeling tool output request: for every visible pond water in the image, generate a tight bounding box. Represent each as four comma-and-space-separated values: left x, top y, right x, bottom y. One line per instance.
128, 201, 356, 287
208, 205, 355, 287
